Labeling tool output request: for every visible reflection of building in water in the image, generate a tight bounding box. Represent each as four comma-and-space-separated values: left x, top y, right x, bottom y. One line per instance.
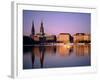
73, 33, 91, 43
57, 45, 72, 56
31, 47, 35, 68
32, 46, 40, 57
45, 46, 56, 55
33, 46, 56, 56
73, 44, 90, 56
39, 46, 45, 68
30, 20, 56, 43
32, 45, 73, 57
57, 33, 71, 44
31, 46, 46, 68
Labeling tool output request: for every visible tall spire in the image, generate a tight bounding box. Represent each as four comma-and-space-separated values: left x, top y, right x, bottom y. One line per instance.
40, 20, 44, 36
31, 20, 35, 35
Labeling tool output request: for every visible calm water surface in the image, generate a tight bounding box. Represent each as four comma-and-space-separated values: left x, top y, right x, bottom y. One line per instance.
23, 44, 91, 69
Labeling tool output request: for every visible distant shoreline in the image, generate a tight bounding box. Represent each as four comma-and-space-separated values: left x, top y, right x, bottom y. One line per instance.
23, 43, 90, 46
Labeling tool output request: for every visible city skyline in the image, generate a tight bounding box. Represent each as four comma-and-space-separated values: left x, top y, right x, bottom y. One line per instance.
23, 10, 91, 36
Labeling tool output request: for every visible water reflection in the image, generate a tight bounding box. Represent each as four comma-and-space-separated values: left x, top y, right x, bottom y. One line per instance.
73, 44, 90, 56
57, 45, 73, 56
23, 44, 91, 69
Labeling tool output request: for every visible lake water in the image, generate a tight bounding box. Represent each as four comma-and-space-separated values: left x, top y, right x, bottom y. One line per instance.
23, 44, 91, 69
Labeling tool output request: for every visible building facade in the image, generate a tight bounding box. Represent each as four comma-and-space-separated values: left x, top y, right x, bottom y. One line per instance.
57, 33, 70, 44
31, 20, 56, 44
73, 33, 91, 43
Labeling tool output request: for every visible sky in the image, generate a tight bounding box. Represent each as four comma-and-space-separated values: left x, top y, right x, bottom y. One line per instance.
23, 10, 91, 36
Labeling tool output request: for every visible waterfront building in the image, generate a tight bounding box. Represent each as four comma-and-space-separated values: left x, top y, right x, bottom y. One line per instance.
73, 33, 90, 43
57, 33, 71, 44
32, 35, 40, 41
40, 21, 45, 36
46, 35, 56, 42
31, 20, 56, 43
73, 33, 84, 43
84, 34, 91, 42
31, 21, 35, 35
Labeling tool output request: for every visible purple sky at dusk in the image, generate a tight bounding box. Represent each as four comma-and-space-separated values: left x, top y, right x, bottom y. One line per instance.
23, 10, 91, 36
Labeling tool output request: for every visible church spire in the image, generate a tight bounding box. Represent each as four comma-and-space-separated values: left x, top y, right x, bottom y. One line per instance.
40, 20, 44, 36
31, 20, 35, 35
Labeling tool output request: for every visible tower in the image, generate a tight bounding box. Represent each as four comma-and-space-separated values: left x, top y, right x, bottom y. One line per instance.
39, 20, 46, 44
31, 21, 35, 35
40, 21, 45, 36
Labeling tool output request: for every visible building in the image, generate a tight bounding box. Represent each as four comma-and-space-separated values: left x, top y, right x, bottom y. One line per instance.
31, 21, 35, 35
40, 21, 45, 36
32, 35, 39, 41
57, 33, 71, 44
84, 34, 91, 42
46, 35, 56, 42
30, 20, 57, 44
73, 33, 91, 43
73, 33, 84, 43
